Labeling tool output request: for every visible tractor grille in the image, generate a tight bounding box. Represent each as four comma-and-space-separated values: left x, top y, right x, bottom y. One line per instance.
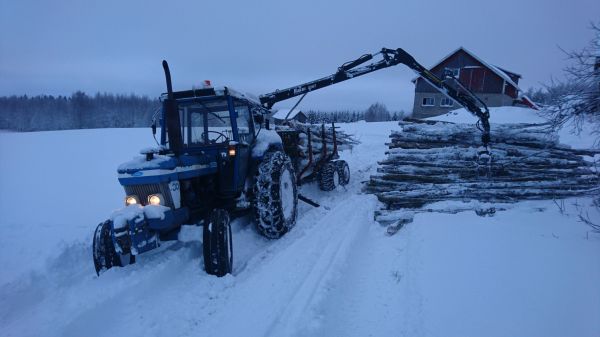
124, 183, 174, 208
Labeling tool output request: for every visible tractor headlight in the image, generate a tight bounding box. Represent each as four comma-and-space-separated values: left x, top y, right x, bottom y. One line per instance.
125, 195, 140, 206
148, 194, 164, 206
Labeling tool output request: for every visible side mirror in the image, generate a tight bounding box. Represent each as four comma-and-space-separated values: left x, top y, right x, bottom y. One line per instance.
152, 121, 157, 135
254, 114, 264, 125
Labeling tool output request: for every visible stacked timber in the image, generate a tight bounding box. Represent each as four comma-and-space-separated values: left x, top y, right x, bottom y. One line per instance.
286, 121, 360, 151
365, 119, 600, 224
276, 121, 359, 179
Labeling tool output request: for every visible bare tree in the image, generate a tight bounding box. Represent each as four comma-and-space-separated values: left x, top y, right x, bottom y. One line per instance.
544, 22, 600, 144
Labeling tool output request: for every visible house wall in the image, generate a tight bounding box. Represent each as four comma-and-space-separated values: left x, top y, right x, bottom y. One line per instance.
412, 92, 515, 119
412, 49, 519, 118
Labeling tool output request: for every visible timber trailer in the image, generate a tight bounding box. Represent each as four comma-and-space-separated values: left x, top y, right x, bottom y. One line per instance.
93, 47, 491, 277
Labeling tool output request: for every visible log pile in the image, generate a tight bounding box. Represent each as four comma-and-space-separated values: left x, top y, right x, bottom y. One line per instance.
365, 119, 600, 224
276, 121, 359, 179
286, 121, 360, 151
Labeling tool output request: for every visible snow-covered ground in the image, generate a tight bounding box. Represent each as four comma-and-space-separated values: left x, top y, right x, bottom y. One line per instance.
0, 108, 599, 337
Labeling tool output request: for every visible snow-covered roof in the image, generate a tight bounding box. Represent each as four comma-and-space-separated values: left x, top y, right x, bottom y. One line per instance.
413, 47, 521, 90
214, 86, 261, 104
272, 108, 303, 120
519, 94, 540, 110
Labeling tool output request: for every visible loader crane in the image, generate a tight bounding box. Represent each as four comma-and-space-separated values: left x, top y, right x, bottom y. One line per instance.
260, 48, 491, 151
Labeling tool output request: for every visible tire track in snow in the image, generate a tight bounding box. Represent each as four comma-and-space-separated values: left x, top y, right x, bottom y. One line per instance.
300, 206, 415, 337
0, 122, 399, 337
196, 193, 378, 337
264, 194, 378, 337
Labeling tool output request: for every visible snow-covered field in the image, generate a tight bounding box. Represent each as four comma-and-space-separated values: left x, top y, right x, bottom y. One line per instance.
1, 109, 599, 337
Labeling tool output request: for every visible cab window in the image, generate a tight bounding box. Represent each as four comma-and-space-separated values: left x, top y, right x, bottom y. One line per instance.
235, 104, 252, 144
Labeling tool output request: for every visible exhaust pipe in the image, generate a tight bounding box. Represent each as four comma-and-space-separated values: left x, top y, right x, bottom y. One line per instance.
162, 60, 183, 155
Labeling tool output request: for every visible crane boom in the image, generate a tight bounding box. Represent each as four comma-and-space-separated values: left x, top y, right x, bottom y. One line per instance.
259, 48, 491, 149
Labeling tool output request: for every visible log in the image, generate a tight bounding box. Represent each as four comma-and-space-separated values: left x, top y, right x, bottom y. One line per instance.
365, 119, 600, 224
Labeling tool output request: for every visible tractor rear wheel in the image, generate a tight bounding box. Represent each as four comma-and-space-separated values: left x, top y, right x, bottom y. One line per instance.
93, 220, 135, 276
254, 151, 298, 239
203, 208, 233, 277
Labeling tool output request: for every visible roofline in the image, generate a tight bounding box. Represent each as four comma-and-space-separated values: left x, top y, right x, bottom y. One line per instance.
272, 108, 305, 120
411, 46, 522, 90
496, 66, 522, 78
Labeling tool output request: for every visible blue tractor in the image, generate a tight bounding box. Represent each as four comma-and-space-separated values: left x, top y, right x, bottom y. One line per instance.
93, 48, 491, 277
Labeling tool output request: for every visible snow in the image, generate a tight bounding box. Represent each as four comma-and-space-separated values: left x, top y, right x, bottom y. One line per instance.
110, 205, 145, 229
118, 154, 173, 171
557, 118, 600, 149
0, 118, 598, 337
430, 106, 548, 124
251, 128, 282, 157
110, 204, 171, 229
272, 108, 301, 120
214, 86, 261, 105
430, 106, 599, 149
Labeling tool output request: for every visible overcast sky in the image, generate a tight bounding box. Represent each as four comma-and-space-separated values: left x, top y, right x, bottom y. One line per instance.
1, 0, 599, 112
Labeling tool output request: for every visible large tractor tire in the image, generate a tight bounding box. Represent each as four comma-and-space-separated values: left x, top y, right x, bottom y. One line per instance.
203, 208, 233, 277
336, 160, 350, 186
93, 220, 135, 276
317, 161, 338, 191
254, 151, 298, 239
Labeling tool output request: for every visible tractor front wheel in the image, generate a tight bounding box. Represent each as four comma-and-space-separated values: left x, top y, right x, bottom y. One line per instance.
93, 220, 135, 276
203, 209, 233, 277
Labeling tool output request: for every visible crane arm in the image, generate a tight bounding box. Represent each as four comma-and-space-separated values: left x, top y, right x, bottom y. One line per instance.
259, 48, 491, 148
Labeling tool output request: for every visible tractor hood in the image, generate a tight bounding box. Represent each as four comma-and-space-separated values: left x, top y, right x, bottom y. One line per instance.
117, 153, 218, 186
118, 154, 177, 173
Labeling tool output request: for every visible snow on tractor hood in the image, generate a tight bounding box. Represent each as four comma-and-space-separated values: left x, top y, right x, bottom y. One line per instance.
118, 154, 177, 174
117, 153, 218, 185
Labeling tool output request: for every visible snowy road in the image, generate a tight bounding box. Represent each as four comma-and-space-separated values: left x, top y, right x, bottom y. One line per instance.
0, 122, 395, 337
1, 117, 599, 337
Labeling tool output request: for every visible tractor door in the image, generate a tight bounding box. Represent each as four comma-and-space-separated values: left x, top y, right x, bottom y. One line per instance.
230, 100, 254, 191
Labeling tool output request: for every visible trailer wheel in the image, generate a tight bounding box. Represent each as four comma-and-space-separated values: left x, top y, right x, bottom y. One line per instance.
254, 151, 298, 239
336, 160, 350, 186
203, 209, 233, 277
92, 220, 135, 276
317, 161, 338, 191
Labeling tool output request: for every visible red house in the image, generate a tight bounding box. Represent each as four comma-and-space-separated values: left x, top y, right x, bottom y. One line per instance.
412, 47, 537, 118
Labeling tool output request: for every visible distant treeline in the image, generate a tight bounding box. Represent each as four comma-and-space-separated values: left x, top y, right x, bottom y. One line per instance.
0, 91, 160, 131
0, 92, 407, 131
305, 103, 406, 124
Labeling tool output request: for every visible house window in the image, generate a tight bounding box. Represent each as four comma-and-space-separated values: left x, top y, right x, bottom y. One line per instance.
444, 67, 460, 78
422, 97, 435, 106
440, 97, 454, 107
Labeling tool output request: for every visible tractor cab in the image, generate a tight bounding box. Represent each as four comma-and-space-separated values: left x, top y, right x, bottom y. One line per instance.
148, 87, 267, 199
159, 87, 263, 156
